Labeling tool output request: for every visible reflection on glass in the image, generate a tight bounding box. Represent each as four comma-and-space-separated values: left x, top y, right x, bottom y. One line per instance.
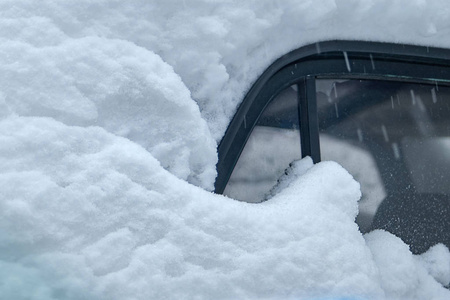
317, 79, 450, 253
224, 86, 301, 202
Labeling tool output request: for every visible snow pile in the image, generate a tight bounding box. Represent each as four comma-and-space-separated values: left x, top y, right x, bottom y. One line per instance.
2, 126, 449, 299
1, 1, 450, 299
366, 231, 450, 299
0, 7, 217, 190
0, 119, 379, 299
417, 244, 450, 287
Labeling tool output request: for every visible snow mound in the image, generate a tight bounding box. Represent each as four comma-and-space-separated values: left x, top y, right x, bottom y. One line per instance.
0, 14, 217, 189
417, 243, 450, 287
0, 119, 381, 299
2, 125, 448, 299
365, 230, 450, 300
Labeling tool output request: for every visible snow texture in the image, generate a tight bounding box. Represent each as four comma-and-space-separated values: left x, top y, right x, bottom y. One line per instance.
0, 2, 217, 190
1, 1, 450, 299
0, 129, 382, 299
365, 231, 450, 300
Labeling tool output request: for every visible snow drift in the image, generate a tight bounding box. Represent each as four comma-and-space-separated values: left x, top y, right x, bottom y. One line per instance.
0, 121, 381, 299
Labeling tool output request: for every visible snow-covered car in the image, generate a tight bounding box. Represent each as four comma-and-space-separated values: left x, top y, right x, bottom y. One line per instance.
2, 2, 450, 300
215, 40, 450, 255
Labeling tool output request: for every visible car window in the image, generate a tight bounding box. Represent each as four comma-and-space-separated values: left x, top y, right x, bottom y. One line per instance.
223, 85, 301, 202
217, 41, 450, 254
317, 78, 450, 252
319, 133, 386, 232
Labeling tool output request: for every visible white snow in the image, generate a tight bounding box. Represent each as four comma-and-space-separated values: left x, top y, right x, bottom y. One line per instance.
0, 129, 383, 299
416, 244, 450, 287
366, 231, 450, 300
1, 1, 450, 299
0, 14, 217, 190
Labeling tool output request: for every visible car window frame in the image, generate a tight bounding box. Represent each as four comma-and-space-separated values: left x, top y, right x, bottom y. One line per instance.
215, 40, 450, 194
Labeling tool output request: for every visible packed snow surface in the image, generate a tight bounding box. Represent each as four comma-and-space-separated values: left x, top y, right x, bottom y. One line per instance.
2, 0, 450, 299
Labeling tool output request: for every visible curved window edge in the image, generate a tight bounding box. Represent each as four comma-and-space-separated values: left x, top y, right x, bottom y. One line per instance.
215, 40, 450, 194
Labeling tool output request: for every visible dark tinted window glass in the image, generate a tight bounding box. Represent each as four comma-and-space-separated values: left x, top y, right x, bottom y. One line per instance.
317, 79, 450, 253
224, 85, 301, 202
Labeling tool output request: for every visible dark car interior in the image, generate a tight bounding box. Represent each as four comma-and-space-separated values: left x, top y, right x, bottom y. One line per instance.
318, 79, 450, 254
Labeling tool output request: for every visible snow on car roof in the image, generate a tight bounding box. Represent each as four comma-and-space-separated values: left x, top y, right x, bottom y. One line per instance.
1, 1, 450, 299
